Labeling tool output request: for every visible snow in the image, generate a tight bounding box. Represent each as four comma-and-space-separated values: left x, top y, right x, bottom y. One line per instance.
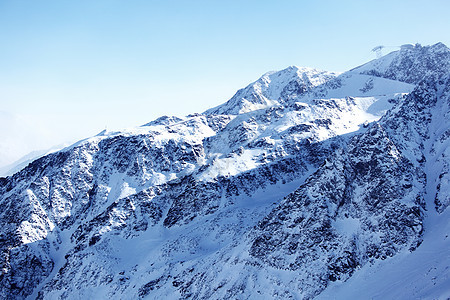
317, 69, 450, 300
350, 50, 399, 74
117, 182, 136, 200
205, 66, 338, 115
317, 209, 450, 300
197, 148, 264, 181
332, 217, 360, 239
2, 43, 449, 299
319, 72, 414, 99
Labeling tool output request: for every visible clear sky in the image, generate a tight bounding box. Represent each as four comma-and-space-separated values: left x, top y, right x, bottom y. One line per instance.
0, 0, 449, 169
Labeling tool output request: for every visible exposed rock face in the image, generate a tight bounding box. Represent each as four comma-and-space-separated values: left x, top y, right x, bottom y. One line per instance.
169, 79, 441, 299
0, 43, 448, 299
352, 43, 450, 84
246, 123, 425, 298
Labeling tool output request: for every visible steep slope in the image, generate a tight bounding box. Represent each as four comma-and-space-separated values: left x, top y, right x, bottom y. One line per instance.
318, 73, 450, 299
0, 43, 448, 299
148, 65, 449, 300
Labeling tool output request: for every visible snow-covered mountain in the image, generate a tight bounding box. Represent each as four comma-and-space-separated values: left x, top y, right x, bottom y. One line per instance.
352, 42, 450, 84
0, 42, 449, 299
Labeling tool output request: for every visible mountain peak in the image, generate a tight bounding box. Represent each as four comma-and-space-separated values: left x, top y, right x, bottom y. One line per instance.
352, 42, 450, 84
205, 66, 338, 115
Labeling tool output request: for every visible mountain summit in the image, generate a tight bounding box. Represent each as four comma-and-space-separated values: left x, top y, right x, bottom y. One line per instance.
352, 42, 450, 84
0, 43, 449, 299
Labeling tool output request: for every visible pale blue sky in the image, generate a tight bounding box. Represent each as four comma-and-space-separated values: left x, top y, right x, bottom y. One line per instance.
0, 0, 449, 169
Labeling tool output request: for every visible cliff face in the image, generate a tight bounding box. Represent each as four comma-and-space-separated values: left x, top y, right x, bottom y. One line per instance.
0, 43, 449, 299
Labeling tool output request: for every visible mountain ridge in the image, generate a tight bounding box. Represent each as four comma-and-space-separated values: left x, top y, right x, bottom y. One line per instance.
0, 42, 449, 299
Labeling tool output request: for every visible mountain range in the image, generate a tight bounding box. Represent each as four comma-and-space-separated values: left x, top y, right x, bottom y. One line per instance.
0, 42, 449, 299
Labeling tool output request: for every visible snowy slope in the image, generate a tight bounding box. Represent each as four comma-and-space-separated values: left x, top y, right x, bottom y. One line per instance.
162, 66, 449, 300
317, 209, 450, 300
0, 42, 448, 300
319, 73, 450, 300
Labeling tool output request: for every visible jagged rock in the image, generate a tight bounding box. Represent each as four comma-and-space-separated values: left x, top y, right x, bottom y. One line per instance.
0, 43, 448, 299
